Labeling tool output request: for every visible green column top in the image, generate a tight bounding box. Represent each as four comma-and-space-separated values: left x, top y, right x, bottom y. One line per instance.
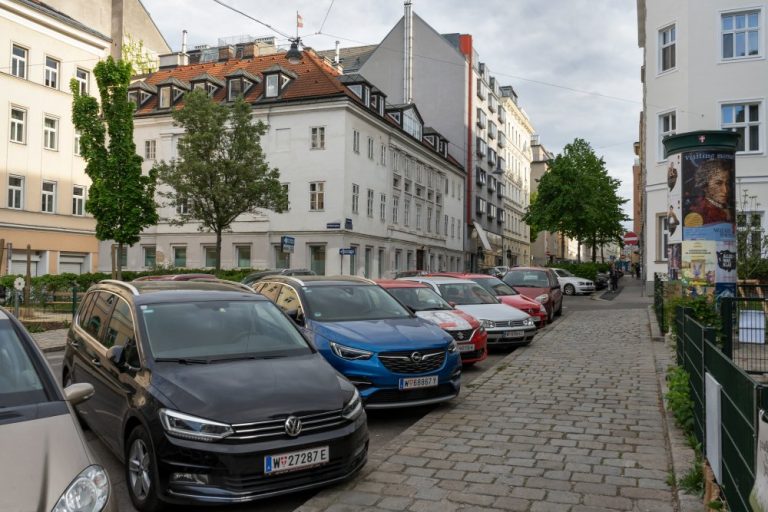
662, 130, 741, 158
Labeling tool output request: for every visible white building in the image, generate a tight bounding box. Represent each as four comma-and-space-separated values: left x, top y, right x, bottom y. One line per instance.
637, 0, 768, 291
108, 47, 465, 275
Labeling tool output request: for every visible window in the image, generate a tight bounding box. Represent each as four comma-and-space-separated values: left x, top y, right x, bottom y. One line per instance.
659, 24, 676, 72
8, 176, 23, 209
657, 214, 669, 261
310, 181, 325, 211
476, 197, 487, 215
737, 212, 764, 259
104, 300, 136, 354
367, 188, 374, 217
477, 108, 486, 128
204, 246, 218, 267
265, 74, 279, 97
74, 131, 81, 156
380, 143, 386, 165
659, 111, 676, 160
415, 203, 422, 230
367, 137, 374, 159
274, 246, 289, 269
228, 79, 243, 101
173, 246, 187, 267
445, 214, 449, 236
11, 44, 27, 79
311, 126, 325, 149
353, 130, 360, 153
393, 196, 399, 224
44, 57, 59, 88
144, 246, 156, 267
310, 245, 326, 275
352, 184, 359, 213
10, 107, 26, 143
111, 246, 128, 268
176, 194, 189, 215
73, 186, 85, 216
75, 68, 89, 94
43, 116, 58, 150
235, 245, 251, 267
380, 193, 386, 221
41, 181, 56, 213
722, 102, 761, 152
426, 207, 432, 233
404, 198, 410, 227
722, 10, 761, 60
159, 87, 171, 108
145, 140, 156, 160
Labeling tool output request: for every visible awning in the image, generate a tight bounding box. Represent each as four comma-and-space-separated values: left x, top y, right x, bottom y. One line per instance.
473, 221, 492, 251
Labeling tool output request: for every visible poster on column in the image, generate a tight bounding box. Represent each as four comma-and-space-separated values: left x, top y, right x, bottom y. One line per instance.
667, 243, 681, 281
681, 151, 736, 241
666, 154, 682, 244
715, 239, 737, 301
681, 240, 716, 299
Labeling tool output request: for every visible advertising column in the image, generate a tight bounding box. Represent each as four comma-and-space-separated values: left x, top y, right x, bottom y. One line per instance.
662, 131, 740, 300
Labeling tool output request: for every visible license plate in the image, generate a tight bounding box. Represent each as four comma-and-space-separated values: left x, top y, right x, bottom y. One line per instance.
504, 330, 524, 338
399, 375, 438, 390
458, 343, 476, 353
264, 446, 329, 475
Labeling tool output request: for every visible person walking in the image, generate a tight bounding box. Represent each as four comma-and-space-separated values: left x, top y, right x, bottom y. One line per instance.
609, 263, 619, 292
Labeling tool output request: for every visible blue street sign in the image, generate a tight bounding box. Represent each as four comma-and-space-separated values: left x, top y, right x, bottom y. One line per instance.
280, 236, 295, 254
339, 247, 356, 256
326, 222, 341, 229
344, 218, 353, 230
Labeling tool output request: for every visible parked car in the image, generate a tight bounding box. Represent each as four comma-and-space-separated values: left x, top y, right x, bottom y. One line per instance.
595, 272, 609, 290
501, 267, 564, 322
550, 268, 596, 295
377, 279, 488, 365
251, 276, 462, 408
242, 268, 316, 286
427, 272, 548, 327
62, 279, 367, 510
133, 273, 217, 281
399, 277, 536, 347
478, 266, 509, 278
0, 307, 115, 512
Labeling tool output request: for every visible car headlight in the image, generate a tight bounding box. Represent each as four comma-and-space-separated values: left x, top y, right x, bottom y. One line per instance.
52, 464, 109, 512
330, 342, 373, 360
535, 294, 549, 304
480, 319, 494, 328
342, 388, 363, 420
447, 340, 458, 353
524, 317, 534, 326
159, 409, 233, 442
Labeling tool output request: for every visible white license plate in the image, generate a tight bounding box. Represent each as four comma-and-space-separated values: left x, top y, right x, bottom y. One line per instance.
264, 446, 329, 475
458, 343, 476, 353
504, 330, 524, 338
399, 375, 438, 390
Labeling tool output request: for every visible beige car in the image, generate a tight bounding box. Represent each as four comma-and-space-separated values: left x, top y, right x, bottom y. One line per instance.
0, 308, 115, 512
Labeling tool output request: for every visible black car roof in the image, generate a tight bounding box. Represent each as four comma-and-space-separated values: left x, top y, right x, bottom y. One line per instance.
95, 280, 263, 304
260, 275, 375, 287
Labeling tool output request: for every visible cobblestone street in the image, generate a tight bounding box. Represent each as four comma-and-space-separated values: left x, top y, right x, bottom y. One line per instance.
298, 282, 678, 511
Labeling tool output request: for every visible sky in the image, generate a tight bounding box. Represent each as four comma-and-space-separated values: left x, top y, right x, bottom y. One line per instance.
141, 0, 643, 227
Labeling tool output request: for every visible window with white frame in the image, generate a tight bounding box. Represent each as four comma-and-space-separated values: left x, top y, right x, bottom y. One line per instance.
404, 198, 410, 227
310, 181, 325, 211
44, 57, 59, 88
426, 207, 432, 233
159, 87, 171, 108
352, 184, 360, 214
380, 143, 386, 165
72, 186, 85, 216
235, 245, 251, 267
392, 196, 399, 224
144, 246, 156, 267
265, 74, 279, 97
41, 181, 56, 213
8, 176, 23, 209
415, 203, 422, 230
74, 131, 81, 156
721, 10, 761, 60
43, 116, 58, 150
444, 214, 449, 236
659, 24, 676, 72
657, 214, 669, 261
367, 188, 374, 217
353, 130, 360, 153
367, 137, 374, 159
175, 193, 189, 215
380, 193, 386, 221
658, 111, 676, 160
311, 126, 325, 149
75, 68, 89, 95
145, 140, 156, 160
10, 107, 26, 143
11, 44, 27, 79
722, 102, 761, 152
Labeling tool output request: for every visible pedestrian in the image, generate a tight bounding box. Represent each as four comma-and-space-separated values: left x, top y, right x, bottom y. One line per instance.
609, 263, 619, 292
635, 262, 641, 279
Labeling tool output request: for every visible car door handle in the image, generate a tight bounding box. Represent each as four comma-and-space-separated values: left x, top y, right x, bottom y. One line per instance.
91, 358, 101, 367
69, 340, 80, 348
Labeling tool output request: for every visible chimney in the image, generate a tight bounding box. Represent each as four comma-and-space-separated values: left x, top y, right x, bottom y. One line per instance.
242, 42, 258, 58
403, 0, 413, 103
181, 30, 188, 54
218, 45, 234, 61
334, 40, 340, 64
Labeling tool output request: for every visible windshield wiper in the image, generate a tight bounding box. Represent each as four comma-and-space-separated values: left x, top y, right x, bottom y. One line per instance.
154, 357, 210, 364
208, 354, 287, 362
420, 306, 451, 311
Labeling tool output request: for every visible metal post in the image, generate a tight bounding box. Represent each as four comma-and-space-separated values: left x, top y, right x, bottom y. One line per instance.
14, 288, 20, 318
721, 298, 733, 358
71, 284, 78, 318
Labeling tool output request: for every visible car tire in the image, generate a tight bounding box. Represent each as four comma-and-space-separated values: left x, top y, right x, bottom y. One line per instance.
555, 301, 563, 317
564, 284, 575, 296
547, 306, 554, 323
126, 425, 163, 512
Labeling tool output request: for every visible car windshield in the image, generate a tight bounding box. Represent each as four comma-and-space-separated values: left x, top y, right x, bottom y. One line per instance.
303, 285, 412, 322
473, 277, 518, 296
437, 282, 498, 305
386, 287, 452, 311
555, 269, 574, 277
503, 270, 550, 288
140, 300, 311, 361
0, 320, 48, 408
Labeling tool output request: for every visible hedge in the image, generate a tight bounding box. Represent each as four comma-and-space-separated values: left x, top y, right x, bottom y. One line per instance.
545, 262, 611, 282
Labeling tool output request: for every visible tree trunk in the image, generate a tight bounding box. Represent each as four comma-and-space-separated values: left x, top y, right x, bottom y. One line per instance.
560, 233, 565, 262
577, 239, 582, 263
600, 244, 605, 263
117, 242, 123, 281
591, 235, 597, 262
215, 230, 222, 272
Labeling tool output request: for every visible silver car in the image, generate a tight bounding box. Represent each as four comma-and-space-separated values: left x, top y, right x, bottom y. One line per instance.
0, 308, 114, 512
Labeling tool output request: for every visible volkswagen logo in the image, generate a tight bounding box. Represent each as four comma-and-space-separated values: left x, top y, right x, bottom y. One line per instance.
410, 352, 423, 363
284, 416, 302, 437
455, 331, 465, 340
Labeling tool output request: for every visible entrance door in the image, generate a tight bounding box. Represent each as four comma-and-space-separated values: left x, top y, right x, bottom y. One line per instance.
416, 249, 424, 270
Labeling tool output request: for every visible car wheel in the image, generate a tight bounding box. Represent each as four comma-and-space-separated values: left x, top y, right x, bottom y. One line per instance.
126, 426, 162, 512
547, 306, 554, 323
555, 301, 563, 317
564, 284, 575, 296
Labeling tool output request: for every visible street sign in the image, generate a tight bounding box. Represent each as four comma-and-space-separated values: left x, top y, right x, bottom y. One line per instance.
13, 277, 24, 291
326, 222, 341, 229
623, 231, 639, 245
339, 247, 356, 256
281, 236, 295, 254
344, 218, 353, 230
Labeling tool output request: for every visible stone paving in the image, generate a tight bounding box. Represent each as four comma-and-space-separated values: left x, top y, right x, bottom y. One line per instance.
297, 289, 677, 511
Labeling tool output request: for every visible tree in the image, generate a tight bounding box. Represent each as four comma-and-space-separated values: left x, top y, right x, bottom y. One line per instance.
71, 56, 158, 280
121, 34, 157, 75
736, 189, 768, 281
153, 90, 289, 271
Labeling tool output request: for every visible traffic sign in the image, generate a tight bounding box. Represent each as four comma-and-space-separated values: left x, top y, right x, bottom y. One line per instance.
281, 236, 295, 254
13, 277, 24, 291
623, 231, 639, 245
339, 247, 356, 256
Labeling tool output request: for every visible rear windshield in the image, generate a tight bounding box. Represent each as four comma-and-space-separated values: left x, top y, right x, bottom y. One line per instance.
0, 320, 49, 408
473, 277, 518, 296
504, 270, 550, 288
386, 287, 452, 312
437, 282, 498, 305
303, 285, 411, 322
140, 300, 311, 361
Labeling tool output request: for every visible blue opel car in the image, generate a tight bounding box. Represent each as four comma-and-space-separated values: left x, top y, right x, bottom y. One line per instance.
251, 276, 461, 408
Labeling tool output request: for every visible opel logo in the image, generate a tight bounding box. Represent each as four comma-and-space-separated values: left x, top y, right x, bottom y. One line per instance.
285, 416, 302, 437
410, 352, 423, 363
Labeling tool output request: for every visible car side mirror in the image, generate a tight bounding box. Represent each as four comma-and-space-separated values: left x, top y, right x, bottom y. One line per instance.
107, 345, 125, 368
64, 382, 95, 406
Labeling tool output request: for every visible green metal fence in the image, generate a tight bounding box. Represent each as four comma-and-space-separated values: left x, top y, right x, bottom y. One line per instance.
721, 297, 768, 373
2, 284, 79, 326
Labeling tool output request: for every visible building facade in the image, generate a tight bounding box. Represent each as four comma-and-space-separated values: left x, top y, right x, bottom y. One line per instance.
637, 0, 768, 291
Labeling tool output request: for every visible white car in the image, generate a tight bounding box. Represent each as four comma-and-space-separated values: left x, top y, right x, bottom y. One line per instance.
399, 277, 536, 347
551, 268, 595, 295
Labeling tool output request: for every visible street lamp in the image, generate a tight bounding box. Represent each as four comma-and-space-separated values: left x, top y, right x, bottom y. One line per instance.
286, 38, 302, 64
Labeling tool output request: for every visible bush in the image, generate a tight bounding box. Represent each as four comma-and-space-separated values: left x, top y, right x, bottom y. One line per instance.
666, 365, 695, 433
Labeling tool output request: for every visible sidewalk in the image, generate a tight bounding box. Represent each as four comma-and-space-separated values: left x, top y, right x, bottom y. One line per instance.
32, 328, 68, 352
297, 279, 685, 512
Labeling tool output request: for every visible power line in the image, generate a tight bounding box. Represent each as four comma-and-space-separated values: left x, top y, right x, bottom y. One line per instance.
316, 0, 335, 34
211, 0, 293, 40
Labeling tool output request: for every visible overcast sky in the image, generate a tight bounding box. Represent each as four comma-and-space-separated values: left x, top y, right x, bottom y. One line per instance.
142, 0, 643, 227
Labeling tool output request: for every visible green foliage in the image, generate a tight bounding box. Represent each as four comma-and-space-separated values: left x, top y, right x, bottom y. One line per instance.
23, 323, 46, 333
153, 90, 288, 271
666, 365, 695, 433
121, 34, 157, 74
679, 455, 704, 496
70, 56, 158, 278
547, 262, 610, 282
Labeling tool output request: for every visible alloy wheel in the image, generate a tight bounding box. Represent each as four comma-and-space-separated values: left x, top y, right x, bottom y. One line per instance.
128, 438, 152, 501
564, 284, 575, 296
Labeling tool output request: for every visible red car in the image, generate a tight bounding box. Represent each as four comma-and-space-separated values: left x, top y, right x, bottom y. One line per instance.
502, 267, 564, 322
428, 272, 548, 328
377, 280, 488, 365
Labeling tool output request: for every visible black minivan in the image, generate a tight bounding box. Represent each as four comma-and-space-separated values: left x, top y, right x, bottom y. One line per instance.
62, 279, 367, 511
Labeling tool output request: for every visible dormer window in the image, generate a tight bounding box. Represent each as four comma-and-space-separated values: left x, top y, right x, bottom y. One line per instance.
191, 73, 224, 98
362, 86, 370, 107
402, 108, 422, 140
159, 87, 171, 108
127, 81, 157, 108
261, 66, 296, 100
229, 79, 243, 100
128, 91, 139, 105
265, 74, 279, 97
172, 87, 185, 103
155, 78, 191, 109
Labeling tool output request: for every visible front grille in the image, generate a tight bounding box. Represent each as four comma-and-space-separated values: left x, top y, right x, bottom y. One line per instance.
459, 349, 484, 360
487, 319, 526, 328
378, 349, 445, 374
449, 329, 475, 341
366, 383, 455, 404
229, 409, 347, 441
